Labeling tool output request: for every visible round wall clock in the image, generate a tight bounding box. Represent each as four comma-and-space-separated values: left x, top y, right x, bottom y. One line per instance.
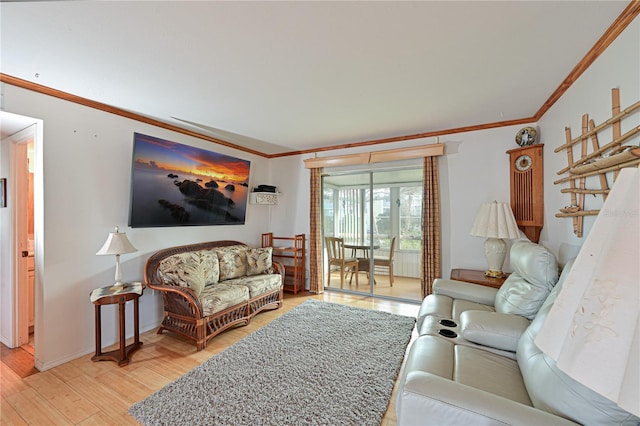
515, 154, 533, 171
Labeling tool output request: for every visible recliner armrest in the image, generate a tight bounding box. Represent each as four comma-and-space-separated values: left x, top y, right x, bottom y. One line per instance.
433, 278, 498, 306
398, 371, 578, 425
460, 311, 531, 353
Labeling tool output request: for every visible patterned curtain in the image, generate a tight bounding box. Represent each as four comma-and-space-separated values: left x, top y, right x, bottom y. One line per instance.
420, 156, 442, 297
309, 167, 324, 293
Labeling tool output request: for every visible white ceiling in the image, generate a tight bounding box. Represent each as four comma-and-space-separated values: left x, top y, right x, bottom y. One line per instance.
0, 1, 632, 154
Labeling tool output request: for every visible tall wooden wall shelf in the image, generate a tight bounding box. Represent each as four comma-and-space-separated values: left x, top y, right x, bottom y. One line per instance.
262, 233, 306, 294
507, 144, 544, 243
554, 88, 640, 237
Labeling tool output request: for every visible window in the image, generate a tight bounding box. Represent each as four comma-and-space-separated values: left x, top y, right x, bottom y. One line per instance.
323, 168, 422, 252
398, 186, 422, 250
370, 188, 391, 248
323, 187, 335, 237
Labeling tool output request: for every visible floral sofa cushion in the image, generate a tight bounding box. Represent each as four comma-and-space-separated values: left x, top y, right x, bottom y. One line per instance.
246, 247, 274, 276
159, 244, 282, 316
224, 274, 282, 298
199, 283, 250, 317
217, 245, 249, 281
157, 250, 220, 297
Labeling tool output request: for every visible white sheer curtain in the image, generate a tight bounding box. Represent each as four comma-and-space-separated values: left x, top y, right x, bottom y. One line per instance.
535, 167, 639, 416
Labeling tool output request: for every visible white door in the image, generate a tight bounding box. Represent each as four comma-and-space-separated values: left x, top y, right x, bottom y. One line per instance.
14, 140, 30, 346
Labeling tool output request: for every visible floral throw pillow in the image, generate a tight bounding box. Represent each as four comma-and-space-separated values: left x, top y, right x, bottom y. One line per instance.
217, 245, 248, 281
157, 250, 220, 297
247, 247, 273, 276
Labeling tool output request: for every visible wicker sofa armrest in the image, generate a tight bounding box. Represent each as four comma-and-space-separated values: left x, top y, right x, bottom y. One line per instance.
146, 282, 204, 318
272, 260, 285, 278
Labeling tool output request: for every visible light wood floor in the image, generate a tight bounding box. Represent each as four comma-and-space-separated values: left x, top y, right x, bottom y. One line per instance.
326, 272, 423, 302
1, 292, 420, 426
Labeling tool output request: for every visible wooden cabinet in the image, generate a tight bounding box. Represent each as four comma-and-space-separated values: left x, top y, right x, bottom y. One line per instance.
262, 233, 305, 294
507, 144, 544, 242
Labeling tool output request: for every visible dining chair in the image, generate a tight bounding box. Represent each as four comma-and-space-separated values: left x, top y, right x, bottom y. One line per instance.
374, 236, 396, 286
358, 237, 396, 286
325, 237, 359, 288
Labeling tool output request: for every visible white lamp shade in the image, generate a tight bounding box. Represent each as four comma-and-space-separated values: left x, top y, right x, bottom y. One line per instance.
96, 226, 137, 255
470, 201, 520, 239
535, 168, 639, 416
96, 226, 137, 287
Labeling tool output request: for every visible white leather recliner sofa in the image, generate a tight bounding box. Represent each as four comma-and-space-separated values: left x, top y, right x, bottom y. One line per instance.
397, 241, 640, 425
413, 240, 559, 360
416, 240, 559, 329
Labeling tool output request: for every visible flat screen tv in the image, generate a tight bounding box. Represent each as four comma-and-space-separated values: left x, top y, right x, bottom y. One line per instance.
128, 132, 250, 228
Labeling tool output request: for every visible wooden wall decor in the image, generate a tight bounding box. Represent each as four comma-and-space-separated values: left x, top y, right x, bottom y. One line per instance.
508, 144, 544, 243
554, 88, 640, 237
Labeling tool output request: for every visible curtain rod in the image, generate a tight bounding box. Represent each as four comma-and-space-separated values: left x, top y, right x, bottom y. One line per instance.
303, 143, 445, 169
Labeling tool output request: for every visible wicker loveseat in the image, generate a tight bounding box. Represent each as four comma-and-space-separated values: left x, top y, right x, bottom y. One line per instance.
144, 240, 284, 351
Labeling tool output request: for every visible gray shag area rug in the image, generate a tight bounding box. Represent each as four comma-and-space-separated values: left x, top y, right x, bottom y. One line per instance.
129, 299, 415, 426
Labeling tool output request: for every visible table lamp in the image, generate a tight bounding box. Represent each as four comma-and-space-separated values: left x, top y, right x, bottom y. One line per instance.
96, 226, 137, 288
470, 201, 520, 278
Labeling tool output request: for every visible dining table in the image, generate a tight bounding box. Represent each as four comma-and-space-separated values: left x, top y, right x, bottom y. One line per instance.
343, 242, 380, 259
343, 242, 380, 284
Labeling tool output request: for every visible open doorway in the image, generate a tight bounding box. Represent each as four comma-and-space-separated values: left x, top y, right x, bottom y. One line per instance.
24, 141, 35, 352
0, 111, 41, 377
322, 167, 423, 303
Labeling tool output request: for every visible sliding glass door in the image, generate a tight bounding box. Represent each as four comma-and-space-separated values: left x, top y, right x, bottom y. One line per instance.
322, 167, 423, 303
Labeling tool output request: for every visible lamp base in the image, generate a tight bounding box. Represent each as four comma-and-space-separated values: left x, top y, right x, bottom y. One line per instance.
483, 237, 508, 279
111, 281, 128, 290
484, 269, 506, 278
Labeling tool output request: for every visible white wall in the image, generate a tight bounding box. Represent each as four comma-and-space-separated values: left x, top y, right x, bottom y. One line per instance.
2, 85, 272, 370
538, 17, 640, 265
262, 154, 311, 239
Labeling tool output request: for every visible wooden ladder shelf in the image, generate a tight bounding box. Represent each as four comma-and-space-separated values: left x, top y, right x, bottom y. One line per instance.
554, 88, 640, 237
261, 233, 306, 294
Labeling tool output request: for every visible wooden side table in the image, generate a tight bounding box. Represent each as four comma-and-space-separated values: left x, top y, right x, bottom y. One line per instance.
90, 282, 143, 366
450, 268, 510, 289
